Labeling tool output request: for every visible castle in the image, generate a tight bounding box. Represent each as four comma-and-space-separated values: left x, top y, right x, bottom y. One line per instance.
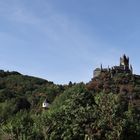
94, 54, 133, 77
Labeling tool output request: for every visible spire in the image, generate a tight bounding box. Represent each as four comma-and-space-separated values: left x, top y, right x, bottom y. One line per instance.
100, 64, 103, 71
130, 64, 133, 74
123, 54, 126, 59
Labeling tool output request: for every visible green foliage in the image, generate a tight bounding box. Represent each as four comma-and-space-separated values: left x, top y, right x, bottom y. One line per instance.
41, 84, 95, 140
14, 97, 31, 113
0, 70, 140, 140
50, 83, 86, 111
0, 99, 17, 123
0, 70, 64, 139
1, 110, 45, 140
0, 89, 15, 102
39, 90, 140, 140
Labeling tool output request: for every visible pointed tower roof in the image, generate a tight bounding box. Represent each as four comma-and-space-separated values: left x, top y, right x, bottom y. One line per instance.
123, 54, 127, 59
100, 63, 103, 70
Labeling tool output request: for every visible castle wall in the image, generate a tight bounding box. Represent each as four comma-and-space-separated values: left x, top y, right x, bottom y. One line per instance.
94, 69, 101, 77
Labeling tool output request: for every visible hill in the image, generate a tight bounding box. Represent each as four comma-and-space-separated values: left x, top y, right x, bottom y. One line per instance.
0, 70, 65, 123
0, 55, 140, 140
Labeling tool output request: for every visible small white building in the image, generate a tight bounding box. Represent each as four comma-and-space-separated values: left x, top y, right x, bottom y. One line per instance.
42, 99, 50, 109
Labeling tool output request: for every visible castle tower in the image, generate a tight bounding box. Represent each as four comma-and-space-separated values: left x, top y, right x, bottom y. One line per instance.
130, 64, 133, 74
100, 64, 103, 71
120, 54, 129, 70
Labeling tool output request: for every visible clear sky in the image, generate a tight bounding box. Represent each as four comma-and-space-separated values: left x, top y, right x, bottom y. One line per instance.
0, 0, 140, 84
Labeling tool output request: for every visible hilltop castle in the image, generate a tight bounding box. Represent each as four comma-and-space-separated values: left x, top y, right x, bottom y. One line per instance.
94, 54, 133, 77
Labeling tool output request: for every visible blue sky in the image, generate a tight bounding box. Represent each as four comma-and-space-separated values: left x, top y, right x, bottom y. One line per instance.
0, 0, 140, 84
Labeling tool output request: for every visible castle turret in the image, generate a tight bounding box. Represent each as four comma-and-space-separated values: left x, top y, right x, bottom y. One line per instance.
100, 64, 103, 71
130, 64, 133, 74
120, 54, 129, 70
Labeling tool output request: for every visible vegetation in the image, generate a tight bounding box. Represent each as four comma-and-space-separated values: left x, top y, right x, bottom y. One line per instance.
0, 70, 140, 140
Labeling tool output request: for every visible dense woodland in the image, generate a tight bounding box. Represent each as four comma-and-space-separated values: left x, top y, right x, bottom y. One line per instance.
0, 70, 140, 140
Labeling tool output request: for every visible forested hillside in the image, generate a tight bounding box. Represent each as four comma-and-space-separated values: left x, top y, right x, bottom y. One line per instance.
0, 70, 140, 140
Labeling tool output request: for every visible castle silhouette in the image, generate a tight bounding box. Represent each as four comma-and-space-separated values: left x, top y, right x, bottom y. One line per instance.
94, 54, 133, 77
